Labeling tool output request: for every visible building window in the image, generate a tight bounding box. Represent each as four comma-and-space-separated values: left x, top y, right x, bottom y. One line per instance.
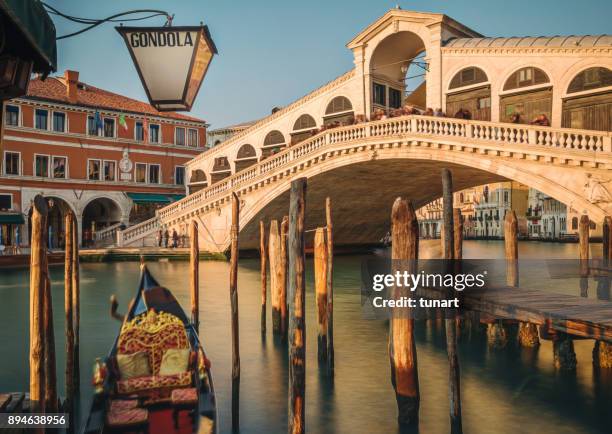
188, 128, 198, 147
5, 105, 19, 126
4, 152, 20, 175
135, 163, 147, 183
175, 166, 185, 185
0, 194, 11, 210
148, 164, 160, 184
103, 118, 115, 138
104, 161, 116, 181
87, 116, 97, 135
478, 96, 491, 109
135, 121, 144, 141
35, 154, 49, 177
88, 159, 101, 180
52, 156, 67, 179
149, 124, 160, 143
52, 112, 66, 132
373, 83, 386, 106
35, 109, 48, 130
389, 88, 402, 109
175, 127, 186, 146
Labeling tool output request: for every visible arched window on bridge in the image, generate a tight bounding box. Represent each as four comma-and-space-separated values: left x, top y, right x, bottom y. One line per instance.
291, 114, 317, 146
189, 169, 208, 194
370, 31, 427, 113
211, 156, 231, 184
446, 67, 491, 121
262, 130, 286, 159
500, 67, 552, 124
562, 67, 612, 131
324, 96, 354, 126
235, 144, 258, 172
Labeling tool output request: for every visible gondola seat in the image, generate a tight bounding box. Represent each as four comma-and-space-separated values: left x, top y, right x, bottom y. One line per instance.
114, 310, 193, 395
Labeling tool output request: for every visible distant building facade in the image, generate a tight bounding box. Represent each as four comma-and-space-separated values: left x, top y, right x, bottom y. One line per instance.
206, 120, 256, 148
0, 70, 207, 248
472, 182, 529, 238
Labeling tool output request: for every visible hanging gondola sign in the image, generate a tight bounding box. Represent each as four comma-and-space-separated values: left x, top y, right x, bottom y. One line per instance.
116, 25, 217, 111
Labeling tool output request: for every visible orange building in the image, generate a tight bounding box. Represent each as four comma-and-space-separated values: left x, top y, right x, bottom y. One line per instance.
0, 70, 206, 248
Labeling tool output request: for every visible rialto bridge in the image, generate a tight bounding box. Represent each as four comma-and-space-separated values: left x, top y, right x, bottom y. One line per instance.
116, 9, 612, 252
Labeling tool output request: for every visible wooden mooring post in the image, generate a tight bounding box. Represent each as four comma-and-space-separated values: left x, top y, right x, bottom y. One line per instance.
64, 212, 75, 419
288, 178, 306, 434
190, 221, 200, 330
597, 216, 611, 301
325, 198, 334, 376
43, 233, 58, 412
260, 220, 267, 333
441, 168, 462, 434
230, 194, 241, 433
269, 220, 281, 334
314, 228, 328, 362
72, 215, 80, 387
389, 198, 420, 426
503, 211, 538, 348
280, 216, 289, 340
579, 215, 589, 298
29, 195, 48, 415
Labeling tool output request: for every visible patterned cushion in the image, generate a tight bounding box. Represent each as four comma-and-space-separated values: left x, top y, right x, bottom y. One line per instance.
116, 351, 151, 379
106, 407, 148, 427
116, 371, 192, 394
109, 399, 139, 412
171, 387, 198, 405
159, 348, 190, 376
117, 310, 189, 376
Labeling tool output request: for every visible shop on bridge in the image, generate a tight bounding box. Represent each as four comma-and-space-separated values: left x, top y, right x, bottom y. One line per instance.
234, 144, 258, 171
562, 67, 612, 132
446, 67, 491, 121
261, 130, 286, 159
499, 67, 552, 124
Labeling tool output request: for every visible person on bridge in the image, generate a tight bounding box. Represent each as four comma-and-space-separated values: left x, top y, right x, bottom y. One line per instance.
510, 112, 522, 123
163, 228, 169, 248
530, 114, 550, 126
156, 228, 163, 247
434, 108, 445, 117
424, 107, 434, 116
172, 229, 179, 248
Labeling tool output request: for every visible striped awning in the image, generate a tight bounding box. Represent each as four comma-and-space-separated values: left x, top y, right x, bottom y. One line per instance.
126, 192, 185, 204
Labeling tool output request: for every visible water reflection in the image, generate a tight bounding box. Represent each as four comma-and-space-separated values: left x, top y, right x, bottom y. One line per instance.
0, 240, 609, 433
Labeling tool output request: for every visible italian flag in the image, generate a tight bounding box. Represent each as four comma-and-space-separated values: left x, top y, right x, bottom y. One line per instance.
119, 114, 128, 131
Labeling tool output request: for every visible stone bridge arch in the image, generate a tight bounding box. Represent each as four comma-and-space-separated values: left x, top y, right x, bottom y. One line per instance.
183, 137, 611, 253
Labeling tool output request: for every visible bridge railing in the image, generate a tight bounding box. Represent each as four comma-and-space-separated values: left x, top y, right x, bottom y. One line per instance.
120, 115, 611, 244
116, 216, 160, 247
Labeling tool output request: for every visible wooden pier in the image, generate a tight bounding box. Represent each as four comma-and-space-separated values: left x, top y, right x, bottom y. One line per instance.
415, 284, 612, 343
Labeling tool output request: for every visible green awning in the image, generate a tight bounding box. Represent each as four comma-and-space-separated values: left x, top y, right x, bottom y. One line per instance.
0, 0, 57, 74
127, 192, 184, 204
0, 213, 25, 224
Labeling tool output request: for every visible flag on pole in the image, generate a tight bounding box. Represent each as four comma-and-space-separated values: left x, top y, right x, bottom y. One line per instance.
119, 114, 128, 131
94, 110, 103, 135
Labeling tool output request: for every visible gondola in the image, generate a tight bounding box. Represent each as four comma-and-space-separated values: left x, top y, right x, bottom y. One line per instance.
82, 265, 217, 434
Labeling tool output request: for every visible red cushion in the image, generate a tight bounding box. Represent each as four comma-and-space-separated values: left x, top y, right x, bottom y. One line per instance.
171, 387, 198, 405
106, 407, 148, 427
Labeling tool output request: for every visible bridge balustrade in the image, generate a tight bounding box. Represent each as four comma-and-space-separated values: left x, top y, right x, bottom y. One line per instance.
118, 115, 611, 246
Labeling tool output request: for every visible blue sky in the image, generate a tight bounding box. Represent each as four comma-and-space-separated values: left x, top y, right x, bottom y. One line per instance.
47, 0, 611, 129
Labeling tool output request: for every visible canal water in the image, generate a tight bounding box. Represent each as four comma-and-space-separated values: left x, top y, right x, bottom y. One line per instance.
0, 240, 610, 434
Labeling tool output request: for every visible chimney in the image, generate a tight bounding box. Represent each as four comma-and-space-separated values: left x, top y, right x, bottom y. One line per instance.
65, 70, 79, 103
